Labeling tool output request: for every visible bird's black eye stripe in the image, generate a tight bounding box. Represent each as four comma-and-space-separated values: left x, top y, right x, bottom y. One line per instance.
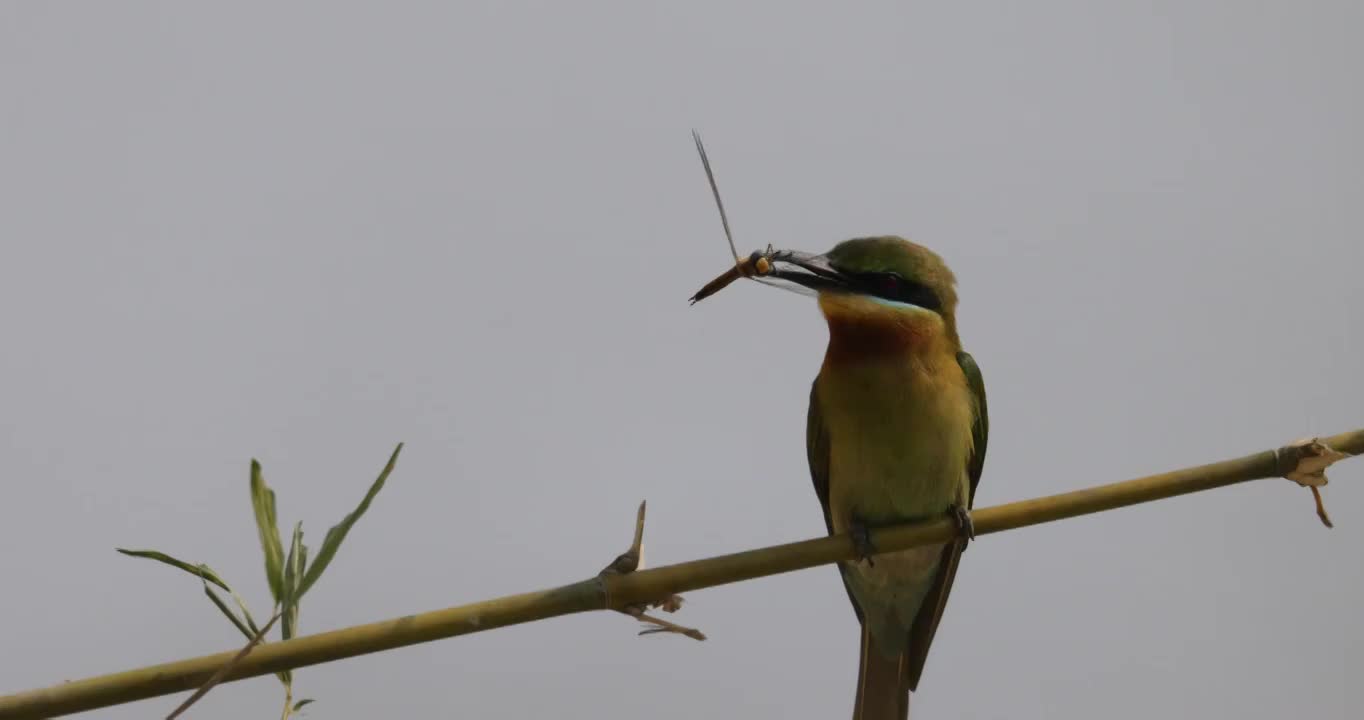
852, 272, 943, 312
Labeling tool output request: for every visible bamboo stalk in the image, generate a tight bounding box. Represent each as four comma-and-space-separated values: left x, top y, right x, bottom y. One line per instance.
1, 429, 1359, 720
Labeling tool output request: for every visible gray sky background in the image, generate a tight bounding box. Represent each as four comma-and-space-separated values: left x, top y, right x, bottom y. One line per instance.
2, 3, 1361, 719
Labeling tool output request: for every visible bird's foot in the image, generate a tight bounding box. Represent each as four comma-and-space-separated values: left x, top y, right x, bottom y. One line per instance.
949, 504, 975, 550
849, 518, 877, 567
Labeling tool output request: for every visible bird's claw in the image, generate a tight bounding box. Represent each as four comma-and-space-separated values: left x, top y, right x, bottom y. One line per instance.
849, 519, 876, 567
949, 504, 975, 550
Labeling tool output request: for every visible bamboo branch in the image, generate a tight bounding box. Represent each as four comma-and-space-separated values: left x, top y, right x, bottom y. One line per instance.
1, 429, 1359, 720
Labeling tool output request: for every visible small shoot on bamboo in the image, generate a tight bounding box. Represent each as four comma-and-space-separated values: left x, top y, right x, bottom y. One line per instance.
117, 442, 403, 719
598, 501, 705, 641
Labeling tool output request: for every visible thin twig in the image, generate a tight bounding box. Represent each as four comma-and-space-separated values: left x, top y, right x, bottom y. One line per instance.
165, 611, 281, 720
627, 606, 707, 641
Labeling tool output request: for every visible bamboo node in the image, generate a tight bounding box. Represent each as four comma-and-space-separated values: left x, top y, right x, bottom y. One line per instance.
597, 501, 705, 641
1276, 437, 1350, 528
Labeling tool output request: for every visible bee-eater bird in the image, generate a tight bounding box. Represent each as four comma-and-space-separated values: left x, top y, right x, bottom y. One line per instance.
695, 236, 988, 719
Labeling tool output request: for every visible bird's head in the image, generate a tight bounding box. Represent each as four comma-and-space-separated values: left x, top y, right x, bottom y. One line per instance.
762, 236, 962, 361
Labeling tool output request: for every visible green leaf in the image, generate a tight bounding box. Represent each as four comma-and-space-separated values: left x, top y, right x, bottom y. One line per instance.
280, 521, 306, 641
117, 548, 268, 636
298, 541, 308, 592
116, 549, 232, 592
297, 443, 402, 598
293, 698, 315, 712
202, 582, 254, 640
115, 548, 290, 684
250, 459, 286, 604
227, 590, 263, 637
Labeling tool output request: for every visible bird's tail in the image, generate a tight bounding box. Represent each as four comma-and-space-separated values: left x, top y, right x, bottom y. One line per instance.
852, 623, 911, 720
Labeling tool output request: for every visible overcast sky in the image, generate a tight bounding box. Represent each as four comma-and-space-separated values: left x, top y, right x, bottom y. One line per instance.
2, 3, 1361, 719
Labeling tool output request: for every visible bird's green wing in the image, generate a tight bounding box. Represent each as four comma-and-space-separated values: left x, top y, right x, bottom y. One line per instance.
902, 350, 989, 690
959, 350, 989, 507
806, 380, 864, 624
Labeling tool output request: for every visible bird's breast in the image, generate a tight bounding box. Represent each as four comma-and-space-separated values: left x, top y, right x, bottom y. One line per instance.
816, 354, 975, 531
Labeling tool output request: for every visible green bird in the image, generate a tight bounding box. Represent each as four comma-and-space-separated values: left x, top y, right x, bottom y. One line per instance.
694, 236, 988, 719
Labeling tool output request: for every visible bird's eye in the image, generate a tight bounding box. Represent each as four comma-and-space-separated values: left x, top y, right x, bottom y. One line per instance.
877, 274, 902, 297
859, 272, 944, 312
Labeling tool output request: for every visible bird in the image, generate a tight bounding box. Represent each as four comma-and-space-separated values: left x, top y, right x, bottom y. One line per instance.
696, 236, 988, 719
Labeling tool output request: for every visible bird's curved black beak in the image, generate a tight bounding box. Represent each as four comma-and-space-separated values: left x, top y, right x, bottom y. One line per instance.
763, 249, 850, 293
